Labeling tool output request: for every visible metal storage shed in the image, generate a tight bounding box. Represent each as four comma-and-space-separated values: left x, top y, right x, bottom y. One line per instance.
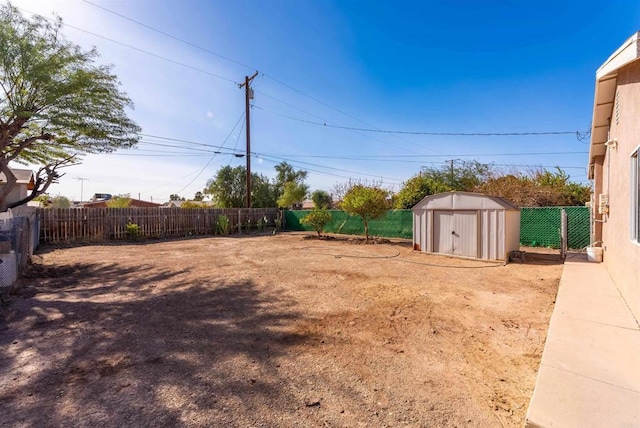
412, 192, 520, 261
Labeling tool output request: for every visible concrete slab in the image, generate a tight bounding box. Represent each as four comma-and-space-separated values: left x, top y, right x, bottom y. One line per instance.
527, 365, 640, 428
525, 255, 640, 428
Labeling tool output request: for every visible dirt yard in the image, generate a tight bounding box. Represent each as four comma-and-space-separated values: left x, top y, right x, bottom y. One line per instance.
0, 233, 562, 427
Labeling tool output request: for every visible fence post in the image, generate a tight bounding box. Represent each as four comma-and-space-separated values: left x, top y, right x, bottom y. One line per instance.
560, 209, 567, 260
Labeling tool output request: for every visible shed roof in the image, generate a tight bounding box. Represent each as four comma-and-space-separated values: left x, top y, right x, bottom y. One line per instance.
0, 168, 34, 184
588, 31, 640, 177
411, 191, 519, 211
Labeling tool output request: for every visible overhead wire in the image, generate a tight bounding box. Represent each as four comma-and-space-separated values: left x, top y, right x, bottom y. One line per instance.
172, 112, 246, 196
256, 153, 404, 182
25, 4, 587, 143
16, 6, 238, 85
78, 1, 585, 147
81, 0, 256, 72
79, 0, 440, 153
254, 106, 582, 136
21, 4, 592, 196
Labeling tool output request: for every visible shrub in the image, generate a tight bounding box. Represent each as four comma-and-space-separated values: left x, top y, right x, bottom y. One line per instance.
300, 209, 332, 236
217, 215, 230, 235
125, 222, 140, 240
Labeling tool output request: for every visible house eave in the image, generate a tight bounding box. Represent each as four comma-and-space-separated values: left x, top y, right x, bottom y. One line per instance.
588, 31, 640, 179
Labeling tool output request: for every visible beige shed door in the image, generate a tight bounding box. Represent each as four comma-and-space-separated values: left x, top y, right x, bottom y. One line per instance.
433, 211, 478, 258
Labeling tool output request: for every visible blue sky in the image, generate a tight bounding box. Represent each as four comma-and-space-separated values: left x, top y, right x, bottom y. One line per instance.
8, 0, 640, 202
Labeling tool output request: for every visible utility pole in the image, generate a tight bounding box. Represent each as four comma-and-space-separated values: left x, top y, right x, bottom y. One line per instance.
74, 177, 89, 202
238, 71, 259, 208
445, 159, 459, 188
450, 159, 454, 187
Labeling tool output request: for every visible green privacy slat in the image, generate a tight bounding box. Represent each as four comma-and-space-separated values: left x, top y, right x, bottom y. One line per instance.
285, 206, 590, 249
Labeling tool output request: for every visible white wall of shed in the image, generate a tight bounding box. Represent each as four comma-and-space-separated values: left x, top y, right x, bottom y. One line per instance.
505, 211, 521, 255
477, 209, 502, 260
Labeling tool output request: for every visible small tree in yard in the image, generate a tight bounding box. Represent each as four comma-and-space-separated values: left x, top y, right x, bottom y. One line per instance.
0, 5, 140, 212
341, 185, 389, 240
300, 209, 332, 236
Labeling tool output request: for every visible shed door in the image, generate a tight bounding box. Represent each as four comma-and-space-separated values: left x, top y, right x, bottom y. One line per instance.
433, 211, 478, 258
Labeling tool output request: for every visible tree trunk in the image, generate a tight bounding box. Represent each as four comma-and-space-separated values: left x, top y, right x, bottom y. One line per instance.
363, 218, 369, 240
0, 161, 17, 213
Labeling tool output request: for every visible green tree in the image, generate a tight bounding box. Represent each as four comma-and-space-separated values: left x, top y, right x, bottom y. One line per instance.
193, 191, 204, 201
341, 185, 389, 240
169, 194, 185, 201
476, 168, 591, 207
181, 200, 208, 208
50, 195, 71, 208
0, 5, 140, 212
204, 166, 276, 208
277, 181, 308, 208
301, 209, 332, 236
251, 174, 277, 208
204, 166, 247, 208
421, 160, 492, 191
274, 161, 308, 198
394, 174, 451, 209
106, 195, 131, 208
311, 190, 332, 209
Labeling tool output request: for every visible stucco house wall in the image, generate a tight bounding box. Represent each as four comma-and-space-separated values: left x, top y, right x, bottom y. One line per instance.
589, 33, 640, 320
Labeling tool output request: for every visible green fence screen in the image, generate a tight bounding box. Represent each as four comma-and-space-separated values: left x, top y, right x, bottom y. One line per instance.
519, 207, 590, 249
285, 206, 590, 249
285, 210, 413, 239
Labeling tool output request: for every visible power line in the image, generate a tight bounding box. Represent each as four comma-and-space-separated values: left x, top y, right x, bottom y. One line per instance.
82, 0, 256, 72
252, 92, 423, 153
16, 6, 238, 85
81, 2, 576, 153
137, 140, 243, 154
172, 112, 246, 196
79, 1, 420, 139
27, 5, 588, 143
256, 153, 404, 182
254, 106, 581, 136
139, 133, 243, 150
256, 151, 589, 159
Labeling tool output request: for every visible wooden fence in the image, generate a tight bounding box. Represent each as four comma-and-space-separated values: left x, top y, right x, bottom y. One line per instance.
38, 207, 280, 244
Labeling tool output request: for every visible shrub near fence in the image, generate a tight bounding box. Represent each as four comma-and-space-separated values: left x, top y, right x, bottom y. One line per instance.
38, 207, 279, 244
285, 206, 590, 249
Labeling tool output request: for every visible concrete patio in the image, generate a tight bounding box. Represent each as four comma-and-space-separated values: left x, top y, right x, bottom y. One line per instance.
525, 255, 640, 427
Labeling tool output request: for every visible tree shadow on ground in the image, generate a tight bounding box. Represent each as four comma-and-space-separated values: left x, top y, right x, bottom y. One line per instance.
0, 260, 313, 427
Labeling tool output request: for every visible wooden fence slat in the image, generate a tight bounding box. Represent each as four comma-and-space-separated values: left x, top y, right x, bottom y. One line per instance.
36, 207, 279, 244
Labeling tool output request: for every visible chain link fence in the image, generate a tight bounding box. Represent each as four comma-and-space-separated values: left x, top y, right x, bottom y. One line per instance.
285, 210, 413, 239
520, 207, 590, 249
1, 210, 38, 290
285, 206, 590, 249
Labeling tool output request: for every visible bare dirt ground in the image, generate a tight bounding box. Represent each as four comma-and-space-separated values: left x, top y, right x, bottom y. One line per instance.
0, 233, 562, 427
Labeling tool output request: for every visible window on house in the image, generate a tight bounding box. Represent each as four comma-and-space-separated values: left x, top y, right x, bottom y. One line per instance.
632, 149, 640, 243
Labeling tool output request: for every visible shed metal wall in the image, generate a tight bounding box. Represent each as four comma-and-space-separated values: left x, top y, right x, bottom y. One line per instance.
505, 210, 521, 255
412, 192, 520, 260
479, 209, 505, 260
